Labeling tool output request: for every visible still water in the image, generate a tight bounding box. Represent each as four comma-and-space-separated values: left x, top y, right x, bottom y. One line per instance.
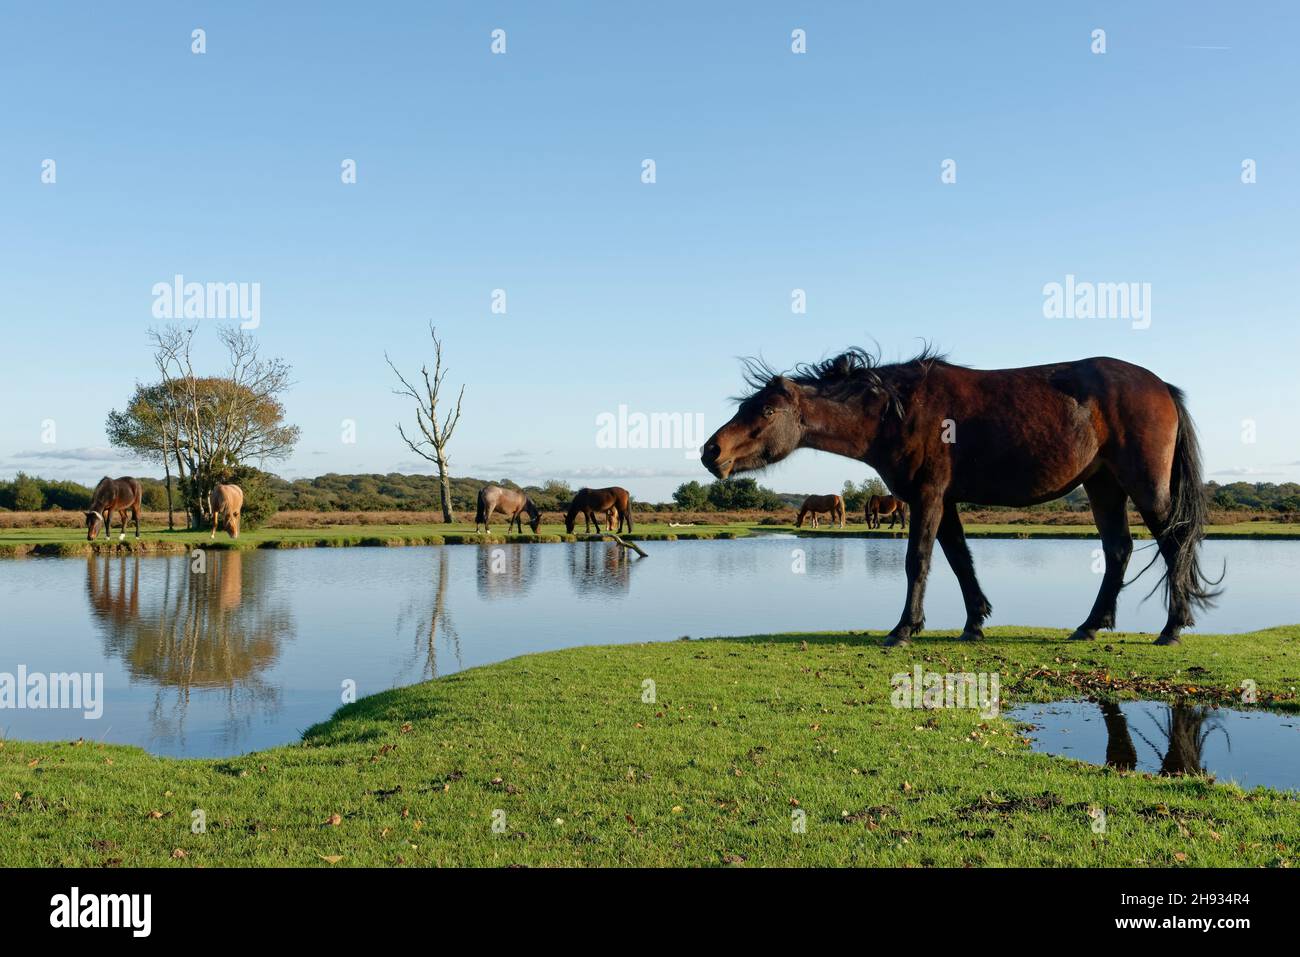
0, 537, 1295, 757
1008, 699, 1300, 793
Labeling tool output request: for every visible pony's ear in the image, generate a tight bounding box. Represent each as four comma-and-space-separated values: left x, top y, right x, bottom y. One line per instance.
772, 376, 799, 396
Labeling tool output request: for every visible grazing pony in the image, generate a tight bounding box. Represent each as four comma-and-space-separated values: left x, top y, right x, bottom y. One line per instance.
702, 348, 1220, 647
85, 476, 142, 541
210, 484, 245, 539
867, 494, 907, 529
565, 487, 632, 534
796, 494, 845, 528
476, 484, 542, 534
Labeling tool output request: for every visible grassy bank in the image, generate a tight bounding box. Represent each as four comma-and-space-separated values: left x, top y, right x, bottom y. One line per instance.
1, 626, 1297, 867
2, 519, 1297, 557
0, 522, 747, 557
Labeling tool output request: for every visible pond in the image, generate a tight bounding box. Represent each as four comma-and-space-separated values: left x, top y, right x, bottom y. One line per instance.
1007, 699, 1300, 793
0, 537, 1296, 757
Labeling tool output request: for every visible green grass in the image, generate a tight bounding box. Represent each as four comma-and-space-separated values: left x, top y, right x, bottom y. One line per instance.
2, 626, 1297, 867
2, 519, 1294, 557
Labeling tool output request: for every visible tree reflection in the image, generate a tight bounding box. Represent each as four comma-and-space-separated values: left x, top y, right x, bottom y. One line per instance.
84, 550, 292, 752
393, 547, 462, 680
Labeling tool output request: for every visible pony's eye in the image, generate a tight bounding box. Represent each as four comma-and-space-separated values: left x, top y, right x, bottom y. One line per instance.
762, 406, 775, 418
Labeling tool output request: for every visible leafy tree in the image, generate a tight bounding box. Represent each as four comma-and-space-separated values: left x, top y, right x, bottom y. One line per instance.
145, 324, 299, 527
106, 382, 182, 528
706, 477, 784, 511
673, 480, 709, 510
12, 472, 43, 511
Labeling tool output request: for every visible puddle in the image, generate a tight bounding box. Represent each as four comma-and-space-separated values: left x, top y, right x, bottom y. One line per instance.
1007, 699, 1300, 793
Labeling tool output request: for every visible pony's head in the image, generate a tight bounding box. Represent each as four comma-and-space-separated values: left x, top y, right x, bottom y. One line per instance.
223, 510, 241, 539
85, 510, 104, 540
701, 375, 806, 479
702, 350, 918, 478
525, 499, 541, 534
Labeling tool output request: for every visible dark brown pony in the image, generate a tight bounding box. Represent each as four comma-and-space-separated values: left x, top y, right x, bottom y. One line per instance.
702, 349, 1220, 646
476, 484, 541, 533
566, 487, 632, 534
868, 494, 907, 529
796, 494, 844, 528
85, 476, 142, 541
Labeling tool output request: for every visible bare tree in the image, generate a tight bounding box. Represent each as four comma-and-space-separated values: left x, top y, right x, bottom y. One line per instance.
386, 324, 465, 523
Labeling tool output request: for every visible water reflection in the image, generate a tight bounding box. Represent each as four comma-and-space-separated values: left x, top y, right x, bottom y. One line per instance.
476, 543, 540, 600
568, 541, 637, 596
1098, 699, 1227, 778
394, 548, 462, 679
1009, 698, 1299, 792
84, 551, 293, 752
0, 537, 1281, 758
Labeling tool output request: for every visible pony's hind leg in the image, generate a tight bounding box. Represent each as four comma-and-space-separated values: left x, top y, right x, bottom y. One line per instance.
1137, 505, 1215, 645
1070, 470, 1133, 641
936, 504, 992, 641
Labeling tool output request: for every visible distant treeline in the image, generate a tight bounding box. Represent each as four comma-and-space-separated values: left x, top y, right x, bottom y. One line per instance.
2, 471, 1297, 514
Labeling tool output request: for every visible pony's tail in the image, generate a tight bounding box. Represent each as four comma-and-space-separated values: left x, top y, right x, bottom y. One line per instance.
474, 488, 486, 525
1159, 385, 1223, 620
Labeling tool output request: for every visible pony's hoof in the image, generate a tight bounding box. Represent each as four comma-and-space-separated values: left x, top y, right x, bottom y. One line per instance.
958, 628, 984, 642
1153, 633, 1182, 646
1068, 627, 1098, 642
119, 534, 126, 542
883, 631, 913, 648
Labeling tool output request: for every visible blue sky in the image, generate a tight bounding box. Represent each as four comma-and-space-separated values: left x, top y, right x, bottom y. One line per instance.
2, 1, 1297, 501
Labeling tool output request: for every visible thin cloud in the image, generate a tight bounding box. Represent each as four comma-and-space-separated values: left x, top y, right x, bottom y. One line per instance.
1212, 467, 1281, 477
479, 464, 703, 481
11, 447, 136, 462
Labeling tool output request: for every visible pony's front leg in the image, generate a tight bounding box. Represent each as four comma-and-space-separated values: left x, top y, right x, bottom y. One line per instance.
884, 499, 940, 647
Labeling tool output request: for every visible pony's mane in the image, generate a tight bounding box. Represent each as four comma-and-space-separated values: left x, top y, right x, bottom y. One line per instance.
737, 345, 949, 418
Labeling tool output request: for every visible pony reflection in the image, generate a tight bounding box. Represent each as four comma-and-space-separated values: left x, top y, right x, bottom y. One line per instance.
1097, 699, 1227, 778
568, 541, 636, 595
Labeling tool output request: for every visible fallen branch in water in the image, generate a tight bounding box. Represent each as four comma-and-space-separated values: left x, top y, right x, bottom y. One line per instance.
598, 532, 648, 558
